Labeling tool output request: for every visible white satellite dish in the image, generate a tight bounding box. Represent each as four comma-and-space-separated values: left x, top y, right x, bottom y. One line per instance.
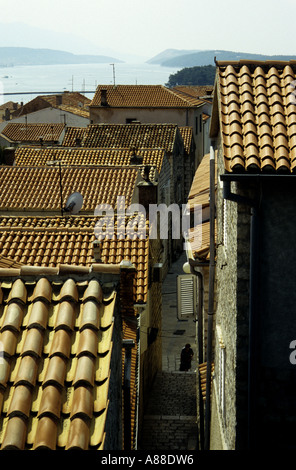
63, 192, 83, 215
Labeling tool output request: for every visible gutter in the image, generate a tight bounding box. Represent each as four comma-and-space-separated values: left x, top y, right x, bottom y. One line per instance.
220, 173, 259, 450
188, 257, 205, 450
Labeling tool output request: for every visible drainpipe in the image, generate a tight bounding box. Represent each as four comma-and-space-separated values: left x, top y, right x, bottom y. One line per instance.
188, 259, 205, 450
122, 339, 135, 450
221, 175, 259, 450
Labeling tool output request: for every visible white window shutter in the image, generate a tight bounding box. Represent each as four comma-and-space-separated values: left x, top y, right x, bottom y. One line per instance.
177, 274, 198, 319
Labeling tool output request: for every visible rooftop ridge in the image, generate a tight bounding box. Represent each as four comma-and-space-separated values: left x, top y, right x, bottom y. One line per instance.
0, 262, 132, 277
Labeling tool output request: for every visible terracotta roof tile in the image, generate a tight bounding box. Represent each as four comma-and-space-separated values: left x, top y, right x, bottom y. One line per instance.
0, 166, 138, 212
14, 147, 166, 174
216, 60, 296, 172
62, 123, 179, 154
90, 85, 203, 108
0, 215, 149, 304
0, 275, 116, 450
1, 123, 65, 144
173, 85, 214, 99
179, 127, 195, 155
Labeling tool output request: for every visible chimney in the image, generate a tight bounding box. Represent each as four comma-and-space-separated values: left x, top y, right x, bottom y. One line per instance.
100, 89, 108, 106
3, 147, 15, 165
56, 95, 63, 106
137, 166, 158, 216
4, 108, 10, 121
92, 240, 102, 263
130, 147, 143, 165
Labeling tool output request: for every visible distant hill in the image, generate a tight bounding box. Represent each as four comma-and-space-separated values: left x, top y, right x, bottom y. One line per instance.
166, 65, 216, 87
0, 47, 123, 66
146, 49, 200, 64
148, 49, 296, 67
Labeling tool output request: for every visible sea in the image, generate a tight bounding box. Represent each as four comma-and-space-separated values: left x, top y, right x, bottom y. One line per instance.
0, 62, 181, 105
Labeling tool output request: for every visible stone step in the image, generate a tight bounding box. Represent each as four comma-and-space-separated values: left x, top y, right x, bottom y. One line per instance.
139, 371, 198, 450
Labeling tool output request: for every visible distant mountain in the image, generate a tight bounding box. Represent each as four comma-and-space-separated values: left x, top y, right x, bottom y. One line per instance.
149, 49, 296, 67
0, 47, 123, 67
146, 49, 200, 65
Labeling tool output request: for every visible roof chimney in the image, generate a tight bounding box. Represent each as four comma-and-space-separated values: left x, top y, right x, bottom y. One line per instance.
56, 95, 63, 106
4, 108, 10, 121
101, 89, 108, 106
137, 166, 158, 215
3, 147, 15, 165
130, 147, 143, 165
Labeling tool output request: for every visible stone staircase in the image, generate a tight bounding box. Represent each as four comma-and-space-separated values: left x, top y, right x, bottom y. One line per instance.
138, 371, 198, 451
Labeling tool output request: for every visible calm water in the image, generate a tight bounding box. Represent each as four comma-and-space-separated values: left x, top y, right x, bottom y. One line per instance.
0, 62, 181, 105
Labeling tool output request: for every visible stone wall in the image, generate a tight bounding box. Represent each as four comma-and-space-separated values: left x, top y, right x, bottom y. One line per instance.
210, 144, 240, 450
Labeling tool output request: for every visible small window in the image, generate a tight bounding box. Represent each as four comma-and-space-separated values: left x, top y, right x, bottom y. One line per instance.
195, 116, 198, 135
126, 118, 137, 124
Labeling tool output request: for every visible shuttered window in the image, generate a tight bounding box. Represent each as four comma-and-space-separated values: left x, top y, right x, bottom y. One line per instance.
177, 274, 198, 319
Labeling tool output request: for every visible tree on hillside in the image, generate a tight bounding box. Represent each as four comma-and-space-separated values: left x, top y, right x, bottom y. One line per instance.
166, 65, 216, 87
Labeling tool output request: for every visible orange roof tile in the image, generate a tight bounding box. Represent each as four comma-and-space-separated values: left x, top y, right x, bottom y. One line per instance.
179, 127, 195, 155
13, 93, 90, 119
14, 147, 166, 173
173, 85, 214, 99
216, 60, 296, 172
0, 273, 116, 449
0, 215, 149, 304
62, 123, 179, 154
1, 123, 65, 144
90, 85, 203, 108
0, 255, 23, 268
0, 166, 138, 212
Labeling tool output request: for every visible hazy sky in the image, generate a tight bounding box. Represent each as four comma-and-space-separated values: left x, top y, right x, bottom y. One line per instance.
1, 0, 296, 59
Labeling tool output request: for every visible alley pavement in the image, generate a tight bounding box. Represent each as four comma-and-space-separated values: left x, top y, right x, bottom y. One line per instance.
138, 253, 199, 451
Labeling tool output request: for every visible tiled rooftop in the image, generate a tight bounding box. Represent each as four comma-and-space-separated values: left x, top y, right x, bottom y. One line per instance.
14, 147, 166, 173
1, 123, 66, 144
179, 127, 195, 155
0, 215, 149, 304
173, 85, 214, 99
0, 255, 23, 269
90, 85, 203, 108
62, 124, 179, 154
0, 272, 117, 449
0, 166, 139, 212
216, 60, 296, 172
13, 93, 90, 120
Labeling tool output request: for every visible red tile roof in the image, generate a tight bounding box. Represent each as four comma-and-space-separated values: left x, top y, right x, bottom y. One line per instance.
0, 272, 117, 449
0, 166, 138, 212
90, 85, 203, 108
14, 147, 166, 174
0, 215, 149, 304
62, 123, 179, 154
215, 60, 296, 172
1, 123, 65, 144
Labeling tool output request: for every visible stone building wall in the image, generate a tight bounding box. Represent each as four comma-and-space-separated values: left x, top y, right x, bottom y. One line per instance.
210, 144, 240, 450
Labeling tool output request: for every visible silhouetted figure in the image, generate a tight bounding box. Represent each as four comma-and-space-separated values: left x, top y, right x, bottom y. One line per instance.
180, 343, 194, 371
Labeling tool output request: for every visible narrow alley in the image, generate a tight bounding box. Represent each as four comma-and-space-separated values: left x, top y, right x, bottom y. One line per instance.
138, 253, 199, 451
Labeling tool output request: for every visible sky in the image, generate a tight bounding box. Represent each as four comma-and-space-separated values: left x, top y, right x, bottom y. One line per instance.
1, 0, 296, 60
